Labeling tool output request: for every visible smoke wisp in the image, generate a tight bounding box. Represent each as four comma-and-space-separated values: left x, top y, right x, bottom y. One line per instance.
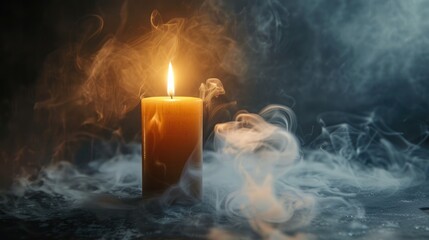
1, 0, 429, 239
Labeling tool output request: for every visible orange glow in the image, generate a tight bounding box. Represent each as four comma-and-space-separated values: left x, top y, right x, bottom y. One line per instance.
167, 62, 174, 98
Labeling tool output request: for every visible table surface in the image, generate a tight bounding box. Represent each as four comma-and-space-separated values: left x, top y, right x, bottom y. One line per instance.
0, 160, 428, 240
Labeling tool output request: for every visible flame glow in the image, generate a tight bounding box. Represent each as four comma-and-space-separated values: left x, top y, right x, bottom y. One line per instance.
167, 62, 175, 98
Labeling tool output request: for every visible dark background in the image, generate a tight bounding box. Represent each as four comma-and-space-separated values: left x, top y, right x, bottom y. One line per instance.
1, 0, 429, 174
0, 0, 201, 137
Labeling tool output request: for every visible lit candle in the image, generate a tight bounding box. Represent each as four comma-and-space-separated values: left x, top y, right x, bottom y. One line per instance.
141, 62, 202, 198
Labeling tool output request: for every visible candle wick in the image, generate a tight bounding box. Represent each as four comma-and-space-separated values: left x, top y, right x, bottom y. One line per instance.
170, 94, 173, 99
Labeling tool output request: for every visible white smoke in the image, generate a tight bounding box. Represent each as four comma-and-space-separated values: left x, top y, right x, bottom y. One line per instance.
1, 100, 428, 238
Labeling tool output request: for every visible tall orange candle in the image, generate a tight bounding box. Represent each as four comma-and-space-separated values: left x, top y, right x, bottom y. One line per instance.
141, 62, 202, 198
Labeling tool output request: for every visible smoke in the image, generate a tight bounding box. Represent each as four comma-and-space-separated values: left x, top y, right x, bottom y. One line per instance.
1, 0, 247, 175
233, 0, 429, 136
1, 0, 429, 239
1, 99, 427, 238
201, 102, 428, 238
1, 146, 141, 220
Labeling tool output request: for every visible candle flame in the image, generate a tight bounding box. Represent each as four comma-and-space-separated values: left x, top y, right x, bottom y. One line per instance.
167, 62, 174, 98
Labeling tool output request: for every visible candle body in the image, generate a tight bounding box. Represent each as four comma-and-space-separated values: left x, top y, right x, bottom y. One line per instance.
141, 97, 202, 198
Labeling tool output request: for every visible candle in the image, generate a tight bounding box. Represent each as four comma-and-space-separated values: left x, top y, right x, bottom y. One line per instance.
141, 62, 202, 198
